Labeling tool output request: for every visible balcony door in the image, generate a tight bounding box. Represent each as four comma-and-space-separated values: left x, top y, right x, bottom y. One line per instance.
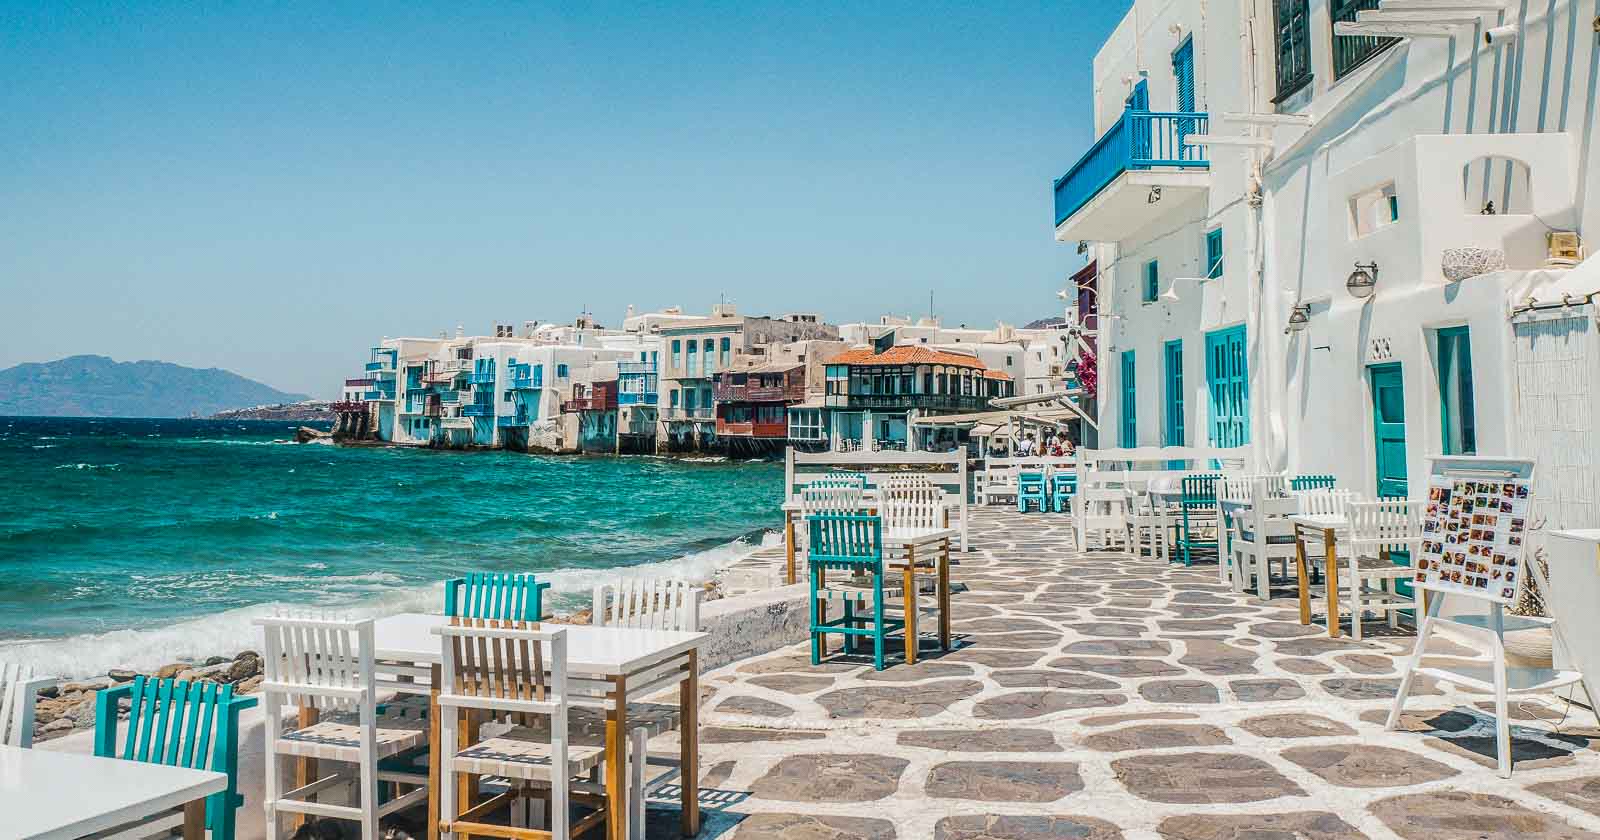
1172, 38, 1199, 160
1205, 325, 1249, 449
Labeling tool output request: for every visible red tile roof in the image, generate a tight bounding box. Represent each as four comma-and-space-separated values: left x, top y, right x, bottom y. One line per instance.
830, 346, 988, 369
983, 369, 1013, 381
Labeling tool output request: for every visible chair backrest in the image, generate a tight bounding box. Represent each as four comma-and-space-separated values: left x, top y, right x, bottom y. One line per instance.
593, 578, 700, 632
1243, 478, 1299, 532
256, 614, 376, 714
801, 482, 865, 515
823, 471, 869, 487
445, 572, 550, 624
881, 474, 935, 491
882, 485, 942, 531
435, 621, 567, 710
1, 662, 48, 748
1291, 474, 1337, 491
1296, 488, 1360, 517
1221, 473, 1287, 503
93, 676, 257, 837
1348, 499, 1424, 555
1016, 469, 1047, 486
1180, 474, 1222, 509
806, 512, 882, 569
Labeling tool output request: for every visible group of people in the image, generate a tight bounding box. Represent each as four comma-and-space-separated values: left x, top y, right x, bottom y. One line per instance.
991, 430, 1074, 458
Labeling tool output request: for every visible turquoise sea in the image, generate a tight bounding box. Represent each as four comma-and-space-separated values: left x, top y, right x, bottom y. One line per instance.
0, 417, 782, 677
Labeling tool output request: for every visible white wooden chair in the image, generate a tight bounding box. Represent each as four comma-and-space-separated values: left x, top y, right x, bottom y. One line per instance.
435, 622, 604, 840
1125, 488, 1169, 558
592, 579, 697, 838
0, 662, 54, 748
1230, 480, 1300, 598
1295, 488, 1359, 517
1074, 486, 1130, 551
257, 615, 429, 840
1340, 499, 1424, 640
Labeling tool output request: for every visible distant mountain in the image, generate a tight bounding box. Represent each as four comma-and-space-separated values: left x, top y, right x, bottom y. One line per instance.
0, 355, 310, 418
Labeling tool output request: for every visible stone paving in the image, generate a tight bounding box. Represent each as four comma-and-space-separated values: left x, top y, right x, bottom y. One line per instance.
662, 508, 1600, 839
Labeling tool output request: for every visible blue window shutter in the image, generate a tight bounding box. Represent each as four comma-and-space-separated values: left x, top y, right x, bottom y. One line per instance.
1164, 340, 1184, 447
1173, 39, 1195, 113
1144, 260, 1160, 302
1120, 351, 1137, 447
1206, 229, 1223, 279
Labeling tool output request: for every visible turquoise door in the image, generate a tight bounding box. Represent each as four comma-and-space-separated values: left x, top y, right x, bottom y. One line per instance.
1205, 325, 1249, 448
1370, 364, 1408, 497
1120, 351, 1137, 448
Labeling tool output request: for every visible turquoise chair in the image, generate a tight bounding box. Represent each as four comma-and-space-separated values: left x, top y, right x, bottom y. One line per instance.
444, 572, 550, 622
1049, 472, 1077, 513
1017, 470, 1048, 513
1291, 474, 1336, 491
94, 677, 257, 840
807, 512, 901, 671
1175, 474, 1222, 567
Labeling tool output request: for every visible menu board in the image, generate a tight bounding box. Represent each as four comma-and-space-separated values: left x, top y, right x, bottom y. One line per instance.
1418, 476, 1532, 604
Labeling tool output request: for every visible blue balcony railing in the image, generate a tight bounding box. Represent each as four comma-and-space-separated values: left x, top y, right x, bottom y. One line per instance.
1052, 110, 1210, 227
510, 374, 542, 390
497, 414, 530, 427
463, 404, 494, 417
467, 372, 497, 386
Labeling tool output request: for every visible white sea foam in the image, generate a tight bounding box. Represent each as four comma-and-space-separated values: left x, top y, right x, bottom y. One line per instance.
0, 531, 778, 679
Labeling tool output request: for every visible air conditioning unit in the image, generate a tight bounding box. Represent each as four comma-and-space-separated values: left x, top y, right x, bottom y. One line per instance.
1548, 231, 1583, 266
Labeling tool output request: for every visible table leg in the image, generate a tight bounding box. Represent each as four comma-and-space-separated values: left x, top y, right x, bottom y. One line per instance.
182, 798, 206, 840
680, 650, 700, 837
938, 538, 951, 651
428, 664, 442, 840
784, 511, 797, 586
902, 544, 917, 666
607, 675, 629, 840
457, 707, 480, 832
1325, 528, 1342, 638
293, 707, 319, 831
1295, 526, 1311, 626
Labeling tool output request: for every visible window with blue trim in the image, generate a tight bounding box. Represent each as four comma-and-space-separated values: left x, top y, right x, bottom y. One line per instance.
1143, 260, 1159, 303
1206, 229, 1223, 279
1438, 326, 1476, 455
1172, 38, 1195, 113
556, 363, 569, 379
1120, 351, 1137, 448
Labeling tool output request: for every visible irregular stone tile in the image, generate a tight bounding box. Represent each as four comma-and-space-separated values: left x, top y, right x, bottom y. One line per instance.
1424, 733, 1587, 770
1091, 607, 1159, 619
935, 815, 1124, 840
816, 680, 983, 720
1082, 724, 1232, 752
715, 695, 794, 718
1156, 812, 1368, 840
1029, 594, 1102, 607
1359, 707, 1476, 733
749, 754, 909, 803
747, 674, 834, 694
1321, 676, 1440, 700
858, 660, 975, 682
1158, 618, 1250, 633
955, 618, 1062, 634
1529, 775, 1600, 818
1081, 711, 1200, 727
1112, 752, 1305, 803
1334, 653, 1396, 674
1274, 638, 1367, 656
738, 653, 860, 675
1229, 678, 1307, 702
1065, 622, 1148, 639
1139, 680, 1221, 704
1233, 638, 1261, 646
1276, 657, 1336, 675
1106, 598, 1155, 609
1048, 657, 1185, 678
1281, 744, 1457, 788
946, 648, 1046, 668
1107, 579, 1166, 590
1179, 640, 1258, 675
730, 813, 897, 839
969, 631, 1067, 650
950, 603, 1002, 620
925, 761, 1084, 802
1063, 639, 1171, 657
973, 691, 1127, 720
898, 728, 1062, 753
1370, 790, 1594, 840
1166, 605, 1256, 619
991, 670, 1119, 691
700, 760, 737, 788
1251, 621, 1325, 639
1238, 713, 1357, 739
1171, 592, 1233, 605
701, 726, 825, 744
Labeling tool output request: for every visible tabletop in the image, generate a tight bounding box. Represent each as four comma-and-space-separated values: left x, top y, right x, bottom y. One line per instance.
372, 613, 706, 676
1288, 514, 1349, 530
0, 745, 225, 840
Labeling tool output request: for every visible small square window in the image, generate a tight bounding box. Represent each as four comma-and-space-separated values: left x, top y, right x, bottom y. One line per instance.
1143, 260, 1160, 302
1205, 229, 1223, 279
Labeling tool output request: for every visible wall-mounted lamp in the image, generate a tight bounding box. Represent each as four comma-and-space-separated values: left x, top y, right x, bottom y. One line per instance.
1285, 304, 1311, 334
1346, 261, 1379, 299
1147, 187, 1163, 204
1159, 277, 1209, 305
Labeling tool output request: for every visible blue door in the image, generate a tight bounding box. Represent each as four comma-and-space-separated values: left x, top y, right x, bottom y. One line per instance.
1205, 326, 1249, 448
1120, 351, 1137, 448
1164, 340, 1184, 468
1370, 364, 1408, 497
1172, 38, 1198, 156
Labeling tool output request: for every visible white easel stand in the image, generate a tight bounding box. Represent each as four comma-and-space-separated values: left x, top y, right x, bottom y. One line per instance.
1386, 585, 1596, 778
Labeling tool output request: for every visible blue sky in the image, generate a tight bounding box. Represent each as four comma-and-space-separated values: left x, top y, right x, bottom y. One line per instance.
0, 1, 1124, 397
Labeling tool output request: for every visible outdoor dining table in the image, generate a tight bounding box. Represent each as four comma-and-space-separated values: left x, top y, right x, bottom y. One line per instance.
1289, 513, 1350, 638
780, 493, 953, 585
366, 613, 707, 840
882, 524, 958, 664
0, 744, 225, 840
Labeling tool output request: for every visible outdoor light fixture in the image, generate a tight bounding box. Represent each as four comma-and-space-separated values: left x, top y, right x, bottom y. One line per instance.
1285, 304, 1311, 334
1346, 261, 1379, 299
1147, 187, 1163, 204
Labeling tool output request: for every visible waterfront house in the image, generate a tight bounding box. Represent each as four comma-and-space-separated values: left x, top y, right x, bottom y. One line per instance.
1058, 0, 1600, 529
822, 345, 1015, 451
837, 316, 1075, 397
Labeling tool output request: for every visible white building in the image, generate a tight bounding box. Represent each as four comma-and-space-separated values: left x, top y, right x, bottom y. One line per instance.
837, 316, 1074, 396
1058, 0, 1600, 510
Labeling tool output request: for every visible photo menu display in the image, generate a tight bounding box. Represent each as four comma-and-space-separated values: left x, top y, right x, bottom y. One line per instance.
1418, 476, 1531, 604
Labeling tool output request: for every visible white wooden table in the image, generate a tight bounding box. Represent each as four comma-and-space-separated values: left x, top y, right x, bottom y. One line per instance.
1289, 514, 1349, 638
883, 525, 958, 664
371, 614, 707, 840
0, 745, 225, 840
